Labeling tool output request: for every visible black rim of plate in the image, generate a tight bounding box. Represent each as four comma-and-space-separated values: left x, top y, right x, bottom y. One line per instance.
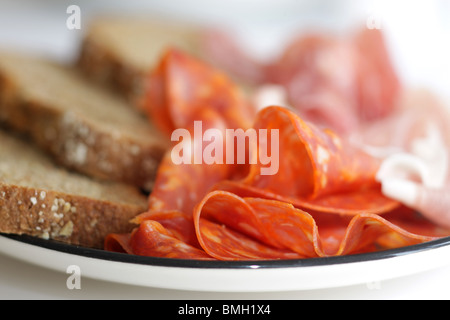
2, 233, 450, 269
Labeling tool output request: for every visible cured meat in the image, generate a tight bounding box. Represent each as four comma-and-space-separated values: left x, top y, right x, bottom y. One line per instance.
353, 28, 402, 122
140, 47, 256, 220
214, 180, 400, 216
357, 89, 450, 229
142, 47, 256, 136
106, 187, 447, 260
105, 48, 256, 257
193, 191, 444, 260
105, 48, 450, 261
265, 33, 360, 134
221, 106, 400, 215
201, 29, 267, 85
201, 28, 402, 135
246, 106, 381, 197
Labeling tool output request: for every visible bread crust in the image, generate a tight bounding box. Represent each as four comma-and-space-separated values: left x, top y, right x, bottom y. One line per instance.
0, 183, 144, 248
0, 129, 148, 249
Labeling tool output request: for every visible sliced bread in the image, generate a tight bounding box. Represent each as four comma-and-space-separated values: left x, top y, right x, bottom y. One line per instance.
0, 51, 169, 191
77, 16, 201, 107
0, 129, 147, 248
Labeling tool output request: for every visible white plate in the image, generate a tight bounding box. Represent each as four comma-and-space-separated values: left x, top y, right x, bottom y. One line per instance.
1, 234, 450, 292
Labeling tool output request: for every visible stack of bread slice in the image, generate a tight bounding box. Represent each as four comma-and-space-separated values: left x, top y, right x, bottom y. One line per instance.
0, 16, 200, 248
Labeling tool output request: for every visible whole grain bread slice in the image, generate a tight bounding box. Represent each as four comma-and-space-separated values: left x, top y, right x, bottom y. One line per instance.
77, 16, 201, 107
0, 50, 169, 191
0, 129, 147, 248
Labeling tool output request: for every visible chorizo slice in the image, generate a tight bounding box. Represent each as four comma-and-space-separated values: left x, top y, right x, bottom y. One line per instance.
142, 47, 256, 135
236, 106, 399, 214
130, 220, 214, 260
193, 191, 445, 259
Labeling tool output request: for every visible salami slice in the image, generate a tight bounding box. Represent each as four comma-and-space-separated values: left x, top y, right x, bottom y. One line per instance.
129, 220, 213, 260
232, 106, 400, 215
146, 147, 231, 216
141, 48, 256, 218
143, 47, 256, 136
265, 33, 360, 134
200, 29, 267, 85
214, 180, 399, 216
132, 210, 201, 248
193, 191, 444, 259
353, 28, 402, 122
106, 190, 447, 260
201, 28, 401, 135
104, 233, 133, 254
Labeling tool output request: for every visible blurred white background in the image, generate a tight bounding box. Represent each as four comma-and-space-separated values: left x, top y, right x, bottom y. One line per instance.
0, 0, 449, 97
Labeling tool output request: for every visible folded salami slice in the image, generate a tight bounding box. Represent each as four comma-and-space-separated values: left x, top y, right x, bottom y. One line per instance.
230, 106, 400, 215
192, 191, 444, 260
141, 47, 254, 217
108, 219, 214, 260
215, 180, 399, 215
143, 47, 256, 135
106, 189, 447, 260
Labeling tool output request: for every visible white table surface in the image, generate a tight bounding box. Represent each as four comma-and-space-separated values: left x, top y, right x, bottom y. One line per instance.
2, 249, 450, 300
